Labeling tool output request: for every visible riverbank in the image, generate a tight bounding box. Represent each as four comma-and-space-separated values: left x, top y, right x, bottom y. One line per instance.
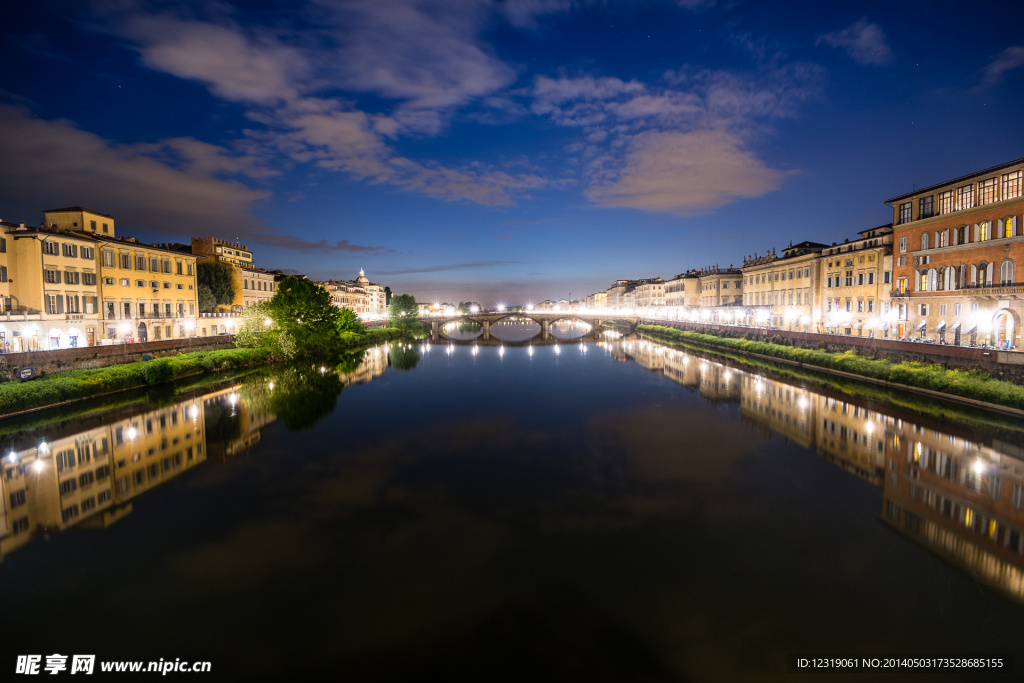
0, 327, 407, 417
638, 324, 1024, 414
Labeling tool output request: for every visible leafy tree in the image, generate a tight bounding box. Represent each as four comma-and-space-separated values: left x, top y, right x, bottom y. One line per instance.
336, 305, 362, 334
265, 277, 343, 358
234, 300, 274, 349
197, 284, 216, 313
388, 342, 421, 371
389, 293, 418, 329
197, 261, 237, 310
456, 301, 480, 314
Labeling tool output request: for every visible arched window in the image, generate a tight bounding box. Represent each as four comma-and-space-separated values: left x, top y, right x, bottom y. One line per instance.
921, 233, 930, 250
936, 267, 946, 291
1002, 217, 1014, 239
1000, 260, 1015, 285
243, 279, 248, 290
939, 229, 949, 247
979, 221, 990, 241
919, 269, 929, 291
957, 264, 968, 289
928, 268, 938, 292
978, 262, 989, 287
956, 225, 968, 244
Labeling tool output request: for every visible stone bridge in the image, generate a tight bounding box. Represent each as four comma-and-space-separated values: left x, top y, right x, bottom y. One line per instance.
422, 312, 639, 343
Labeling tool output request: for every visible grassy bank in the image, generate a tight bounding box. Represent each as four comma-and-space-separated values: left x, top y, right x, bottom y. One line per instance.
339, 327, 405, 346
638, 324, 1024, 411
0, 347, 271, 415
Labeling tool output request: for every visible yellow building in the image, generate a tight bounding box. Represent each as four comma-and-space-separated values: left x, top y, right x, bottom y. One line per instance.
44, 208, 199, 342
664, 271, 700, 312
191, 237, 276, 313
741, 241, 826, 332
0, 219, 102, 350
632, 278, 666, 309
819, 224, 894, 337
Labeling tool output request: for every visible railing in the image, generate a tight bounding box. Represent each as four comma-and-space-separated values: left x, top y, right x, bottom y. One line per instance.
962, 283, 1024, 297
890, 291, 909, 298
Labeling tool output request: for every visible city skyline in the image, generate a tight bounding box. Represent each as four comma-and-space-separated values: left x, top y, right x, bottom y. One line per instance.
2, 1, 1024, 305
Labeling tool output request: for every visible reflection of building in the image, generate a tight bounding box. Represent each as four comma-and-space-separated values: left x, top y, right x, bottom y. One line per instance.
107, 399, 206, 505
883, 423, 1024, 603
203, 387, 276, 463
814, 396, 886, 484
0, 394, 208, 559
739, 375, 816, 448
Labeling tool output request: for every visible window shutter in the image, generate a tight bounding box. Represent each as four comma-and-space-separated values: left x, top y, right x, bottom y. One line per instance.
0, 266, 6, 282
1013, 216, 1019, 238
0, 237, 6, 252
974, 224, 979, 242
93, 296, 98, 310
75, 295, 80, 312
970, 265, 977, 285
57, 295, 64, 314
987, 263, 994, 283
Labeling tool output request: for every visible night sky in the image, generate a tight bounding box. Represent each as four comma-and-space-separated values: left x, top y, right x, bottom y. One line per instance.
1, 1, 1023, 306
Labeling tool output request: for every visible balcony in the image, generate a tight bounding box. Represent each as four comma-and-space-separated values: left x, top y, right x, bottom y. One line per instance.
961, 282, 1024, 299
890, 291, 910, 299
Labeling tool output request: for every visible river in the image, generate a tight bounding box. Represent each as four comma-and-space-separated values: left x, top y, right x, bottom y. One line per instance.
1, 332, 1023, 681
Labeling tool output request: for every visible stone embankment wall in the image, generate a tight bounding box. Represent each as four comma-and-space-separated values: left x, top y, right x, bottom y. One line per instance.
639, 320, 1024, 384
0, 337, 236, 380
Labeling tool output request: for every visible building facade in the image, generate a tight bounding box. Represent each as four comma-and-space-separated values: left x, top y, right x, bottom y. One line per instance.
741, 242, 826, 332
819, 226, 894, 337
191, 237, 275, 313
698, 267, 743, 309
664, 272, 700, 311
888, 158, 1024, 346
0, 221, 101, 351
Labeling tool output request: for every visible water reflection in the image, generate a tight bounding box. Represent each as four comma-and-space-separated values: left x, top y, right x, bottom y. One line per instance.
611, 337, 1024, 604
0, 345, 390, 559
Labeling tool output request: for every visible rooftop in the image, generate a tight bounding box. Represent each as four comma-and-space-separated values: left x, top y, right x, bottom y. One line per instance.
43, 206, 116, 219
884, 156, 1024, 204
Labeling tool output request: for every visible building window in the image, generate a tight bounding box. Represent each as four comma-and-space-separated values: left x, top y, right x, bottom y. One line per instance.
954, 303, 962, 316
919, 195, 934, 218
939, 304, 947, 316
43, 240, 59, 255
136, 255, 145, 270
919, 304, 930, 316
187, 263, 194, 276
920, 233, 929, 250
956, 184, 974, 210
176, 261, 183, 275
104, 277, 115, 285
103, 251, 115, 267
978, 177, 997, 205
1000, 260, 1015, 285
64, 271, 80, 285
938, 190, 954, 214
899, 236, 907, 253
120, 278, 129, 286
899, 202, 912, 224
1003, 170, 1022, 200
857, 301, 864, 312
136, 279, 145, 287
163, 282, 171, 289
62, 243, 78, 258
120, 254, 130, 269
176, 283, 184, 290
162, 260, 171, 273
867, 300, 874, 313
44, 269, 58, 284
81, 246, 94, 259
868, 272, 875, 285
150, 257, 159, 272
919, 271, 928, 291
979, 221, 990, 241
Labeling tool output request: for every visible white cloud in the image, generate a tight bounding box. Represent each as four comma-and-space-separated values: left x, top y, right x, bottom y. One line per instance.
532, 62, 821, 214
816, 18, 893, 66
585, 129, 789, 213
979, 45, 1024, 87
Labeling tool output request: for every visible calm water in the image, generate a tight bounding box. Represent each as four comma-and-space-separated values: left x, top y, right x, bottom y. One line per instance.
2, 334, 1024, 681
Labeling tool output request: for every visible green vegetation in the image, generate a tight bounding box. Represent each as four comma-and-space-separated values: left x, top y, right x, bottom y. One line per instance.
457, 301, 481, 314
638, 325, 1024, 410
388, 293, 418, 329
0, 347, 270, 415
197, 260, 237, 312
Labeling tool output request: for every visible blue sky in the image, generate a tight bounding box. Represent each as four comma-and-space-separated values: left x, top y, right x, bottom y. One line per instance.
1, 0, 1023, 306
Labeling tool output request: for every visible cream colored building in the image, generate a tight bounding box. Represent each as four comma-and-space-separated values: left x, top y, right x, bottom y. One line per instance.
191, 237, 275, 313
819, 224, 894, 337
632, 278, 666, 309
44, 208, 199, 343
741, 241, 827, 331
664, 271, 700, 311
0, 220, 101, 351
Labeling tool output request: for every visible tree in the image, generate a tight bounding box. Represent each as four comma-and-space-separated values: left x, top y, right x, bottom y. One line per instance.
197, 260, 237, 311
265, 277, 343, 358
234, 300, 274, 349
197, 284, 216, 313
336, 305, 362, 334
388, 343, 421, 371
389, 293, 418, 329
456, 301, 480, 314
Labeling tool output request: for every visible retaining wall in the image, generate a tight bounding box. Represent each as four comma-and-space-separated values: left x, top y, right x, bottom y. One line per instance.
638, 320, 1024, 384
0, 337, 236, 379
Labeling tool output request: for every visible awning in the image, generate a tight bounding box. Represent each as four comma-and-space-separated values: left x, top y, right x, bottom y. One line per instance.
948, 322, 961, 330
914, 321, 927, 331
931, 322, 946, 333
853, 321, 863, 329
963, 323, 978, 334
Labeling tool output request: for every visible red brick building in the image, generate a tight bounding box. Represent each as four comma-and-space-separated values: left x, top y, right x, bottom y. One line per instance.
886, 157, 1024, 346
